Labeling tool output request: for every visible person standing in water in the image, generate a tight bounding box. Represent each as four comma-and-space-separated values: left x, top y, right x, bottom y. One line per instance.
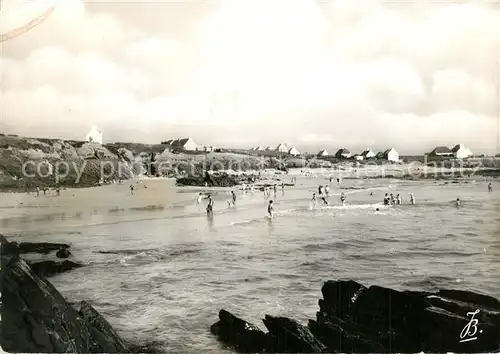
409, 193, 415, 205
396, 194, 402, 205
340, 192, 346, 206
325, 185, 330, 198
231, 190, 237, 205
488, 183, 493, 192
56, 185, 60, 196
383, 193, 389, 205
268, 200, 274, 218
318, 185, 323, 196
281, 183, 285, 195
129, 185, 134, 195
390, 193, 395, 205
455, 198, 461, 207
206, 195, 214, 215
197, 193, 203, 204
273, 184, 277, 195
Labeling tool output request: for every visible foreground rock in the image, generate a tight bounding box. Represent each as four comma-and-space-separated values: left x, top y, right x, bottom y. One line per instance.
0, 237, 70, 255
28, 260, 84, 278
211, 280, 500, 353
1, 256, 131, 353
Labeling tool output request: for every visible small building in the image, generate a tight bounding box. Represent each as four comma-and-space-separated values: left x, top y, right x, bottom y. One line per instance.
276, 143, 289, 153
428, 146, 453, 157
354, 155, 364, 161
204, 145, 214, 152
288, 146, 300, 156
451, 144, 472, 159
317, 149, 329, 157
170, 137, 199, 151
161, 139, 174, 145
381, 148, 399, 162
335, 148, 352, 159
85, 126, 103, 145
360, 149, 376, 159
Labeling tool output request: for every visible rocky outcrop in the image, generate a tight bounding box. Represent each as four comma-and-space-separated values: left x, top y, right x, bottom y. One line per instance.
0, 256, 131, 353
0, 239, 70, 255
211, 280, 500, 353
28, 260, 84, 278
177, 171, 241, 187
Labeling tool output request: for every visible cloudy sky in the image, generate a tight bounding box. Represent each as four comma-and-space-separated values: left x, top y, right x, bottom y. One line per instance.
1, 0, 500, 154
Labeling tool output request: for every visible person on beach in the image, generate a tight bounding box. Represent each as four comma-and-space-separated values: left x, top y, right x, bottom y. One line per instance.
281, 183, 285, 194
273, 184, 277, 195
36, 186, 40, 197
455, 198, 461, 207
268, 200, 274, 218
206, 195, 214, 215
130, 185, 134, 195
488, 183, 493, 192
396, 194, 402, 205
197, 193, 203, 204
383, 193, 389, 205
231, 190, 237, 205
56, 185, 60, 196
340, 192, 346, 206
410, 193, 415, 205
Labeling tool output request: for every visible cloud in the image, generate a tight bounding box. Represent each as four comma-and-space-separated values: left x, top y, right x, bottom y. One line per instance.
1, 0, 500, 154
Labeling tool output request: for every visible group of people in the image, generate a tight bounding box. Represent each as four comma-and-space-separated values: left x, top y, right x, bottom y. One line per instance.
31, 185, 61, 197
383, 193, 415, 205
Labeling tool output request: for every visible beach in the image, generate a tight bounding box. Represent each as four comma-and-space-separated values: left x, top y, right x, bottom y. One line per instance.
1, 169, 499, 352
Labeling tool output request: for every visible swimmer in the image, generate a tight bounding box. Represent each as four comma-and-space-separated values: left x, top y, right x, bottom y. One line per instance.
455, 198, 461, 207
375, 208, 380, 212
383, 193, 389, 205
488, 183, 493, 192
324, 185, 330, 197
273, 184, 277, 195
409, 193, 415, 205
227, 200, 232, 207
268, 200, 274, 218
231, 190, 237, 205
129, 185, 134, 195
311, 193, 317, 202
370, 192, 373, 196
390, 193, 395, 205
396, 194, 402, 205
340, 192, 346, 206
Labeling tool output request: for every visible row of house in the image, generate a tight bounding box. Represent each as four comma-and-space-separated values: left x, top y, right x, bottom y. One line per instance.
161, 137, 216, 152
317, 148, 400, 162
427, 144, 473, 159
251, 143, 301, 156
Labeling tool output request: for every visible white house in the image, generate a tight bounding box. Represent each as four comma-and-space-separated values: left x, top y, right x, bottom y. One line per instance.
429, 146, 453, 157
451, 144, 473, 159
276, 143, 289, 153
204, 145, 214, 152
335, 148, 352, 159
382, 148, 399, 162
171, 137, 199, 151
288, 146, 300, 156
361, 149, 376, 159
85, 126, 103, 145
318, 149, 329, 157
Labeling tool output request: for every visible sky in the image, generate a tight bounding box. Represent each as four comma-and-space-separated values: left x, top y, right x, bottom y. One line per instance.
1, 0, 500, 155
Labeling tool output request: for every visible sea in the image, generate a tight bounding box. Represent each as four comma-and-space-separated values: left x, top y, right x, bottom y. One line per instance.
1, 169, 499, 353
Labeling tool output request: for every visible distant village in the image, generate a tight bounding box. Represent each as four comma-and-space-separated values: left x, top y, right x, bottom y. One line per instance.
85, 126, 478, 162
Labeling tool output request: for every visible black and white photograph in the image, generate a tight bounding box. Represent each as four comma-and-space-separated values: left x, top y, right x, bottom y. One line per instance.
1, 0, 499, 352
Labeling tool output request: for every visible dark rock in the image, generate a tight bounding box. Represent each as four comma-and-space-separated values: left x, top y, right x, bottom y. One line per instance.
0, 235, 70, 255
210, 309, 267, 353
177, 172, 240, 187
78, 301, 129, 352
0, 256, 131, 353
128, 341, 166, 353
263, 315, 326, 353
28, 260, 84, 278
210, 280, 500, 353
56, 248, 72, 258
